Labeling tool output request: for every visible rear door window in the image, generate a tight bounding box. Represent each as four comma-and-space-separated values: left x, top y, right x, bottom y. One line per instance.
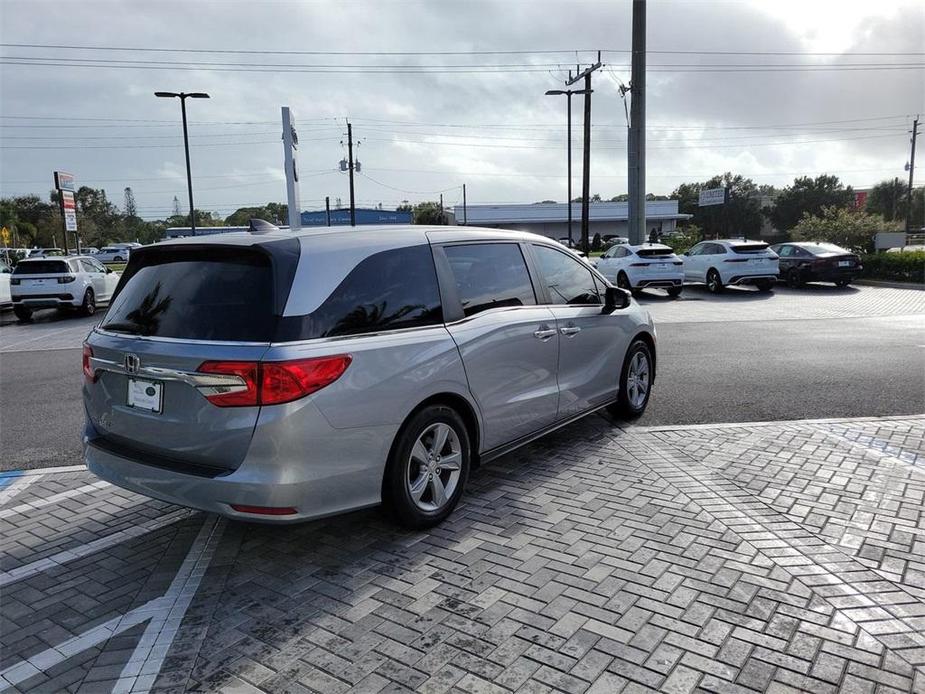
280, 244, 443, 339
532, 244, 601, 305
100, 247, 276, 341
443, 243, 536, 317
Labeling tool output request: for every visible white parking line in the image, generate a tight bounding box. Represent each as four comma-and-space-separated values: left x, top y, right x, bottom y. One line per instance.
0, 515, 225, 693
0, 480, 109, 520
0, 597, 172, 691
0, 474, 38, 507
114, 515, 225, 694
0, 512, 189, 588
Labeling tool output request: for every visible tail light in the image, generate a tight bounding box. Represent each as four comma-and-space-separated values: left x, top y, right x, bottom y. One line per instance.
629, 262, 648, 267
724, 258, 748, 263
58, 275, 76, 284
82, 344, 96, 383
198, 355, 351, 407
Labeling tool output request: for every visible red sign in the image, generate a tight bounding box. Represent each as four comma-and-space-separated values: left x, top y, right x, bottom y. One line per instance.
61, 191, 76, 210
854, 191, 868, 210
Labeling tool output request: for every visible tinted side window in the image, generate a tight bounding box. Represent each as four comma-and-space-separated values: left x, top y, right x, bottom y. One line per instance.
282, 245, 442, 339
444, 243, 536, 317
79, 259, 98, 273
533, 245, 601, 305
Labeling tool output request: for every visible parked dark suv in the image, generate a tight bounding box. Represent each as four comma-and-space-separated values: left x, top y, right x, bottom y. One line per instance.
769, 242, 862, 287
83, 226, 657, 528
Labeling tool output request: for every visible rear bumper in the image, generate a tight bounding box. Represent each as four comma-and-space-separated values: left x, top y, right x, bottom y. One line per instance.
726, 273, 778, 286
628, 270, 684, 289
12, 293, 78, 308
84, 403, 398, 524
797, 268, 859, 283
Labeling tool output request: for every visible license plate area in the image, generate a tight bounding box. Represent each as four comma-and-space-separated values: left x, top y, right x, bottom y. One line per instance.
838, 260, 852, 267
127, 378, 163, 413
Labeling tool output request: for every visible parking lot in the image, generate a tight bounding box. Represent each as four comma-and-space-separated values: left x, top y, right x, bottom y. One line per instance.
1, 283, 924, 693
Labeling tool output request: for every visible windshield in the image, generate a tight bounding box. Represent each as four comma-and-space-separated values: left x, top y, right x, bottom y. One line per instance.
799, 243, 850, 255
731, 243, 769, 253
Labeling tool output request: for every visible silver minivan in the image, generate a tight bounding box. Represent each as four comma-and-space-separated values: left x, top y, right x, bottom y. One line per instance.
83, 226, 657, 528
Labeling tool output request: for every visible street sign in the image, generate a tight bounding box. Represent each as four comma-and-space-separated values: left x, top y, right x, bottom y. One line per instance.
699, 188, 726, 206
61, 190, 78, 232
54, 171, 75, 192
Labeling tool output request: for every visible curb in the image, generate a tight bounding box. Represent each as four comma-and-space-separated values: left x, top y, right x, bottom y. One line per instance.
854, 279, 925, 290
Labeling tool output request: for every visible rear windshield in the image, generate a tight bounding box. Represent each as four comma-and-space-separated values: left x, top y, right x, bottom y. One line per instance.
636, 247, 673, 257
100, 247, 275, 341
732, 243, 768, 254
799, 243, 849, 255
13, 261, 68, 275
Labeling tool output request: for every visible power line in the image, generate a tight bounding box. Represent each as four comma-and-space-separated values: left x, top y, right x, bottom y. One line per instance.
2, 43, 923, 56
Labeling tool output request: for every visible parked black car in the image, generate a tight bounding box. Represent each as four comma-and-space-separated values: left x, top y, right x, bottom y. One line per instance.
769, 242, 862, 288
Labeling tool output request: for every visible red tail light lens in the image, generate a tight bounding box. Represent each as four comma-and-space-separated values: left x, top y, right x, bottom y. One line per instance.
82, 344, 96, 383
261, 356, 352, 405
198, 355, 351, 407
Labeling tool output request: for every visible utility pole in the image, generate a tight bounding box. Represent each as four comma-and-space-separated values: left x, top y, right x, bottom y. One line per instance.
325, 196, 331, 226
462, 184, 467, 225
906, 116, 919, 234
565, 51, 602, 253
439, 193, 445, 224
347, 121, 356, 227
627, 0, 646, 246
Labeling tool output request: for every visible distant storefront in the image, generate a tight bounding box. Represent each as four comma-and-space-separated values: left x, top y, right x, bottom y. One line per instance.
301, 208, 412, 226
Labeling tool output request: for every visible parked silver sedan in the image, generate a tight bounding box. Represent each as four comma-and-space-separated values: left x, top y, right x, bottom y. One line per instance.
83, 226, 657, 528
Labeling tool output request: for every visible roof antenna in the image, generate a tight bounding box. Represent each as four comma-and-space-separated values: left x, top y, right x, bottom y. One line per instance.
248, 218, 280, 235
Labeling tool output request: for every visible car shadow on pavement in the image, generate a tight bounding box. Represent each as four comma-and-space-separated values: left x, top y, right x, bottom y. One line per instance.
0, 307, 85, 327
637, 285, 776, 303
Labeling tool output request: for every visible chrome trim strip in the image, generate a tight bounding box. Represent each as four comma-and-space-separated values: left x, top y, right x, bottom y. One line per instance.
88, 356, 247, 393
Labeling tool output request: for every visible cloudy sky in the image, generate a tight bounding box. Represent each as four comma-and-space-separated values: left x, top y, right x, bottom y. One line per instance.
1, 0, 923, 220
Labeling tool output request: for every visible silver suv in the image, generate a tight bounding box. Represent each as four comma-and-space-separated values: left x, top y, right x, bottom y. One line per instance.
83, 226, 656, 528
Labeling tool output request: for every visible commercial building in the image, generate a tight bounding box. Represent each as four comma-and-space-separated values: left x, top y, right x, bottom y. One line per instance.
454, 201, 691, 241
301, 208, 411, 226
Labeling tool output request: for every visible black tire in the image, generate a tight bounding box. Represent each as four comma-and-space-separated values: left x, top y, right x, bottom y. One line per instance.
616, 272, 632, 292
786, 268, 803, 288
755, 279, 774, 292
114, 256, 124, 263
835, 279, 851, 288
706, 268, 724, 294
666, 286, 683, 298
608, 339, 654, 419
80, 288, 96, 317
384, 405, 471, 529
13, 306, 32, 322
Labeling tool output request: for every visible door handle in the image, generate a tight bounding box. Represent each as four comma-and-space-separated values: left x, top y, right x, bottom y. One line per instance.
533, 327, 557, 340
560, 325, 581, 336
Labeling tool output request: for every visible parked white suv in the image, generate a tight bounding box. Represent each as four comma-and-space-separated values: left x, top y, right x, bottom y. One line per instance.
595, 243, 684, 297
682, 239, 779, 293
93, 246, 131, 263
11, 255, 120, 321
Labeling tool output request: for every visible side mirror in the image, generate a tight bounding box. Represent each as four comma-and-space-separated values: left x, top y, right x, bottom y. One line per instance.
603, 286, 631, 313
105, 267, 113, 274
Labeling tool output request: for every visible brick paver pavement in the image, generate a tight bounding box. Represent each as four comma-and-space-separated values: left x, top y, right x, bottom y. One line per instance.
2, 415, 924, 693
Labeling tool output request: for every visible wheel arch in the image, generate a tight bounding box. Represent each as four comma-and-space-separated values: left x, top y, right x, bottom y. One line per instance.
383, 391, 483, 490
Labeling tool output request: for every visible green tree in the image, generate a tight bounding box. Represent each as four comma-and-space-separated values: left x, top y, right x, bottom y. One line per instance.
790, 206, 899, 254
411, 201, 446, 225
671, 173, 763, 238
769, 175, 854, 231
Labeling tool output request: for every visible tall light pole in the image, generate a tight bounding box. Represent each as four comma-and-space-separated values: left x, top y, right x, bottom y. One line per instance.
155, 91, 210, 235
546, 88, 590, 247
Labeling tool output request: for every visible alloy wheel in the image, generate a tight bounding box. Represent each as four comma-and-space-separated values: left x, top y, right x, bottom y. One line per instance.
407, 422, 462, 512
626, 351, 650, 409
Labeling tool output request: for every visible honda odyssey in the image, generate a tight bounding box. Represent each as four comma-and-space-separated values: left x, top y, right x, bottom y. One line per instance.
83, 226, 656, 528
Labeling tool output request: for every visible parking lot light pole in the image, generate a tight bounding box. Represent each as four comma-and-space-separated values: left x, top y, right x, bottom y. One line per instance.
155, 91, 210, 236
546, 88, 590, 248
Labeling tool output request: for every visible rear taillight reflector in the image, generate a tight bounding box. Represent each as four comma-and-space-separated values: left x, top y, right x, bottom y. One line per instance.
82, 344, 96, 383
198, 355, 351, 407
230, 504, 298, 516
629, 262, 648, 267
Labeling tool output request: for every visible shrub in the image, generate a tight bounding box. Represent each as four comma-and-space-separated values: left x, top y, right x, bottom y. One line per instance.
791, 206, 900, 254
662, 225, 702, 255
860, 251, 925, 284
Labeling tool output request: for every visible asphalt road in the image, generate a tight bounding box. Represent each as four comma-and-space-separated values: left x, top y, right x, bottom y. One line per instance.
2, 286, 923, 470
